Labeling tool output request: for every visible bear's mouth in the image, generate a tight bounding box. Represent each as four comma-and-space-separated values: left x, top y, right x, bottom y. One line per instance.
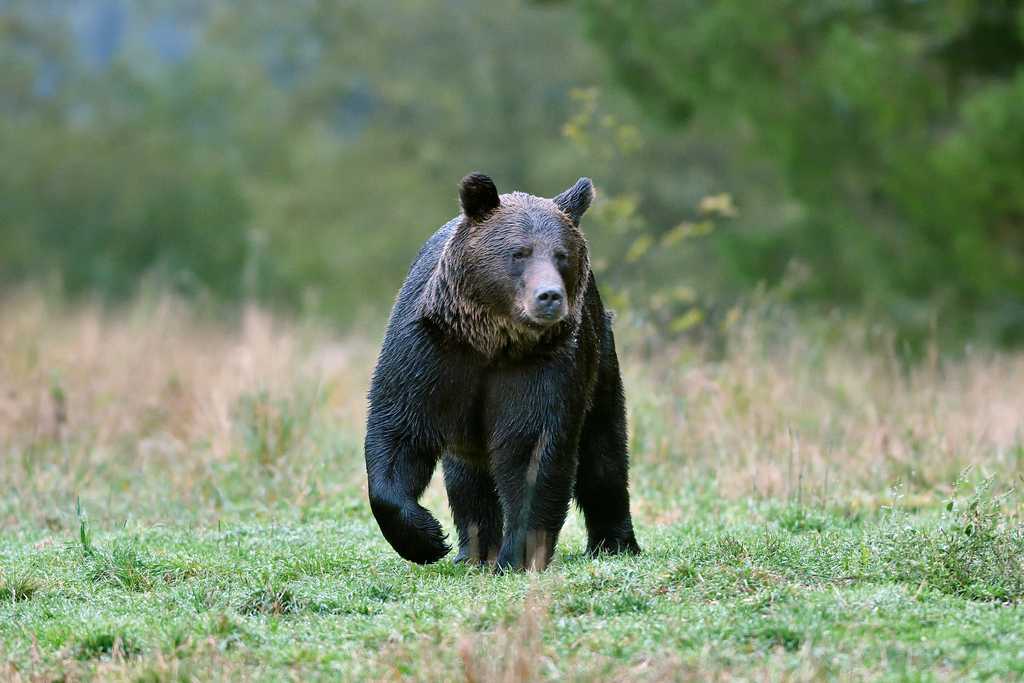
521, 308, 566, 329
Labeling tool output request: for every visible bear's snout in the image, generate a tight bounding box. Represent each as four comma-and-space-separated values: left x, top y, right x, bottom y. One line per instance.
530, 285, 567, 323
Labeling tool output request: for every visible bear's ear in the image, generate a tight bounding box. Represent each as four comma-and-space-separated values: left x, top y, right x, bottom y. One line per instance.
553, 177, 594, 225
459, 172, 500, 222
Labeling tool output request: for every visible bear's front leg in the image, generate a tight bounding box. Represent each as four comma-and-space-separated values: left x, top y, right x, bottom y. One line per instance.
365, 421, 450, 564
490, 424, 580, 572
575, 328, 641, 557
442, 455, 503, 565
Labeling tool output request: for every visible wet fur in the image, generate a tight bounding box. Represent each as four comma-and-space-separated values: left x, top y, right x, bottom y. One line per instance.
365, 174, 640, 571
420, 191, 590, 359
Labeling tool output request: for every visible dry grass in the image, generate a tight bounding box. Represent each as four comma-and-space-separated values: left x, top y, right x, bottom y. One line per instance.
372, 589, 896, 683
626, 313, 1024, 505
2, 289, 1022, 531
2, 637, 262, 683
0, 290, 374, 528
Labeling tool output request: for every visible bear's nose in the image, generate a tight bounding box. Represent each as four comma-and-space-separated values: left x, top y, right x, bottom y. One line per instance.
534, 287, 565, 316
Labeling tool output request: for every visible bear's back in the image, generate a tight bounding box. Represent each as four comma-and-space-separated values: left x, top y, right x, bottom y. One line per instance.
388, 217, 460, 322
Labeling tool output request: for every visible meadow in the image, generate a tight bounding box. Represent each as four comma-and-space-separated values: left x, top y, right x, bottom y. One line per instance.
2, 291, 1023, 681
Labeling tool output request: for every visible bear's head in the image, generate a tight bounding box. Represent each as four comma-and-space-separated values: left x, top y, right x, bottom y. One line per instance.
422, 173, 594, 358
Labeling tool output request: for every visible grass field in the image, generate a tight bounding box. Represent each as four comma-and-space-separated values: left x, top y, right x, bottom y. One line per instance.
2, 292, 1023, 681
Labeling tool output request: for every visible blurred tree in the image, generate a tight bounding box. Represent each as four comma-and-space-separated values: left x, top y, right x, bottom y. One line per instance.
0, 2, 252, 301
576, 0, 1024, 343
559, 87, 737, 340
1, 0, 646, 323
202, 0, 615, 319
11, 0, 1020, 346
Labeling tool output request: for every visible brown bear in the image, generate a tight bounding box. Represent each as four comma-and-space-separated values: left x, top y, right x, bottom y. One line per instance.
364, 173, 640, 571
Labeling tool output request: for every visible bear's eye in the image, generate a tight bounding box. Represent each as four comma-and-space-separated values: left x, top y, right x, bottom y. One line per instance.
554, 250, 569, 265
511, 248, 532, 261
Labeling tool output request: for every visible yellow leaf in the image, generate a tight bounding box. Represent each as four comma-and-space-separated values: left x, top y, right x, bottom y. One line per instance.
698, 193, 737, 217
661, 223, 690, 246
616, 124, 642, 152
670, 308, 704, 332
671, 286, 697, 302
625, 235, 653, 263
724, 306, 742, 329
662, 221, 714, 246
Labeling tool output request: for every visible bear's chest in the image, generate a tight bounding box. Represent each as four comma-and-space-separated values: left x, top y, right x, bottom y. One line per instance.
425, 360, 490, 461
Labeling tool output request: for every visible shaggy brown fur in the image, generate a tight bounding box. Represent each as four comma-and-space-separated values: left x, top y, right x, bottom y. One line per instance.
365, 173, 640, 570
420, 191, 591, 358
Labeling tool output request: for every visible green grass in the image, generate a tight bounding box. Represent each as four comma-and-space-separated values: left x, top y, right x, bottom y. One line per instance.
2, 479, 1023, 681
2, 297, 1024, 680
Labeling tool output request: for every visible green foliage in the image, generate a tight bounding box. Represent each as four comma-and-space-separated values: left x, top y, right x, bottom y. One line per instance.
910, 476, 1024, 601
0, 1, 623, 323
562, 88, 737, 337
0, 1, 787, 337
0, 119, 250, 300
4, 0, 1022, 345
578, 0, 1024, 344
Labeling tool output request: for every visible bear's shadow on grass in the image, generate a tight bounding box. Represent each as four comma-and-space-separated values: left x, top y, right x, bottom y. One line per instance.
399, 547, 648, 577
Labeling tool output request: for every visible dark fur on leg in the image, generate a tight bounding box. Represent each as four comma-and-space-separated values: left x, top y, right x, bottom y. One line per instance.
575, 324, 641, 557
442, 456, 503, 564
